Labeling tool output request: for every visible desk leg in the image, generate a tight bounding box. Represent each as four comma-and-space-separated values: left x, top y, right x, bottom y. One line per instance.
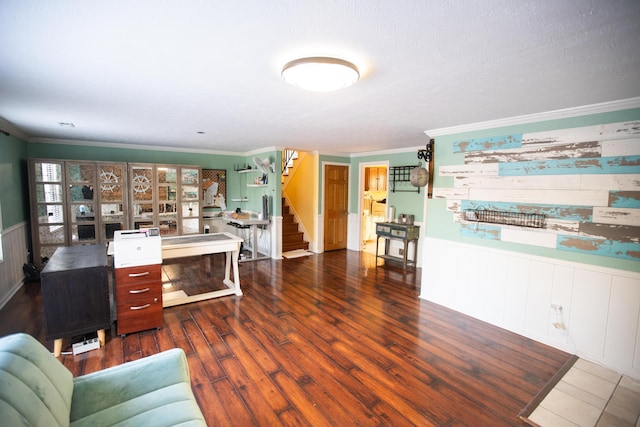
224, 249, 243, 296
403, 240, 409, 268
232, 249, 242, 295
251, 224, 258, 259
54, 339, 63, 357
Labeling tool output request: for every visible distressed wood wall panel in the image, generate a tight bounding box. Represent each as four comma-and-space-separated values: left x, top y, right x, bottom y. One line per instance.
432, 187, 469, 199
608, 190, 640, 207
438, 120, 640, 261
522, 125, 604, 145
578, 223, 639, 243
468, 188, 609, 206
593, 207, 640, 226
558, 235, 638, 260
501, 228, 557, 248
582, 175, 640, 191
453, 134, 522, 153
498, 156, 640, 176
460, 200, 593, 221
454, 174, 582, 189
464, 141, 601, 164
439, 163, 499, 177
601, 138, 640, 157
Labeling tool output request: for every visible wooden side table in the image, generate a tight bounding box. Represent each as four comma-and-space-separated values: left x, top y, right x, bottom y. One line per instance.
375, 222, 420, 269
40, 245, 111, 356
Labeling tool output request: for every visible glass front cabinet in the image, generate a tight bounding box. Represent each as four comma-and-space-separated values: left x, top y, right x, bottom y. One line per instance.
29, 160, 201, 268
29, 159, 129, 267
129, 163, 201, 236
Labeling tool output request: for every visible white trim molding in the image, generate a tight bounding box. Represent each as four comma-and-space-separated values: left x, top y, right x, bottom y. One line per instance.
426, 97, 640, 137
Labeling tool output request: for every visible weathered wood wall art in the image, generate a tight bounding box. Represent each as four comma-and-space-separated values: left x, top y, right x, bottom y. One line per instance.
434, 120, 640, 260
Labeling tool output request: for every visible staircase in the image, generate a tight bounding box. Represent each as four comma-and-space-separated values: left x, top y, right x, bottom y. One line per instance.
281, 198, 309, 252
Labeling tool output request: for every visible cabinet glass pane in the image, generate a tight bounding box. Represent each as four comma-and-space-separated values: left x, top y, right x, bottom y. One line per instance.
158, 185, 177, 201
71, 203, 95, 221
103, 223, 123, 240
36, 183, 63, 203
34, 162, 62, 182
69, 184, 95, 202
182, 168, 198, 185
159, 219, 177, 235
131, 167, 153, 201
38, 225, 65, 244
133, 203, 154, 218
101, 203, 123, 221
158, 167, 177, 184
99, 165, 124, 202
37, 204, 64, 224
71, 224, 96, 242
182, 185, 199, 200
182, 218, 199, 234
68, 164, 94, 183
159, 202, 177, 214
181, 201, 198, 217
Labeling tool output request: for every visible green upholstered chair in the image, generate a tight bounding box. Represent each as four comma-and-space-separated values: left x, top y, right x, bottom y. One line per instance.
0, 333, 206, 426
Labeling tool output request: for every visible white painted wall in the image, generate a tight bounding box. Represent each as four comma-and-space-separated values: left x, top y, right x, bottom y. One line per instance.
0, 222, 29, 309
420, 236, 640, 380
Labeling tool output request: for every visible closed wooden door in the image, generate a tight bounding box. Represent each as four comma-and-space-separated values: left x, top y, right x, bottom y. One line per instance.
324, 164, 349, 251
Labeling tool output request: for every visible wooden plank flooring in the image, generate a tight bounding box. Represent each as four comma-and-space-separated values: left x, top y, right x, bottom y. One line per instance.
0, 250, 572, 426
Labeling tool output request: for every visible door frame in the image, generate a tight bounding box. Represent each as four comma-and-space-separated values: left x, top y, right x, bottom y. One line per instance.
319, 161, 350, 253
359, 161, 389, 251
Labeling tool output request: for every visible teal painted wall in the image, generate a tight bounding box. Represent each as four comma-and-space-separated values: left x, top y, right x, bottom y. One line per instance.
427, 108, 640, 273
0, 133, 29, 228
350, 150, 425, 221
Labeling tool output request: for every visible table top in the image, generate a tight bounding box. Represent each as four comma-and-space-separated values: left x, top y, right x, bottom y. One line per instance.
42, 244, 107, 273
161, 232, 243, 248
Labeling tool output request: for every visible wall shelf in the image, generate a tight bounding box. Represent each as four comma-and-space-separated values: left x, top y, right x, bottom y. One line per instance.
389, 165, 421, 193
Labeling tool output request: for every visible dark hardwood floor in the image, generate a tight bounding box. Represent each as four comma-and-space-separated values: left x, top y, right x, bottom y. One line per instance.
0, 250, 572, 426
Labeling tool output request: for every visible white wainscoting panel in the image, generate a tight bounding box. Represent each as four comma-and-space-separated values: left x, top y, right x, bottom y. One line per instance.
420, 237, 640, 379
0, 222, 29, 309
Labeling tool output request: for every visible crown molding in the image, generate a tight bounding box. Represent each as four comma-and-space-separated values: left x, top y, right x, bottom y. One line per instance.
28, 137, 247, 156
425, 97, 640, 137
0, 117, 29, 141
350, 145, 424, 158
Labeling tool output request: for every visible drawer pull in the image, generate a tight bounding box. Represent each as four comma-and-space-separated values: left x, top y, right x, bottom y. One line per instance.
130, 303, 150, 310
129, 287, 150, 294
128, 271, 150, 278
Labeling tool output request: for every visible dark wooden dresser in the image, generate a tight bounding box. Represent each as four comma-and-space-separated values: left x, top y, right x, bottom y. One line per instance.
40, 244, 111, 356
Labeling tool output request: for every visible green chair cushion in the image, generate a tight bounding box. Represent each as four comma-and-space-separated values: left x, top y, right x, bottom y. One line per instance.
70, 348, 206, 426
0, 333, 74, 427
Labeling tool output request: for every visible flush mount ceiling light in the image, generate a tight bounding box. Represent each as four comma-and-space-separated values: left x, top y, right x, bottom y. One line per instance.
282, 57, 359, 92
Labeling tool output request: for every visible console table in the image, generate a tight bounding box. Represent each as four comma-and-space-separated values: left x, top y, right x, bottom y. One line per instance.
40, 245, 111, 356
375, 222, 420, 269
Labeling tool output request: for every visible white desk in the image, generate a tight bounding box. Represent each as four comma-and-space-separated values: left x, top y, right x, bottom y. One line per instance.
160, 232, 243, 307
226, 218, 270, 262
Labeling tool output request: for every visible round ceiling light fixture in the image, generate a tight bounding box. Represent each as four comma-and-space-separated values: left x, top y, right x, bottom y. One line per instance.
282, 57, 360, 92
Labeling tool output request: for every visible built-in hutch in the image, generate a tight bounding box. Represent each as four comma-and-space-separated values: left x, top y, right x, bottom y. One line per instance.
28, 159, 201, 268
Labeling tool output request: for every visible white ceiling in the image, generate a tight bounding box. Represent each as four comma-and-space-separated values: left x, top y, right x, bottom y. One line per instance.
1, 1, 639, 155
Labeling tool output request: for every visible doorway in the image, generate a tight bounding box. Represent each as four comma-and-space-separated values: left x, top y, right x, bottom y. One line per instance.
361, 163, 388, 254
323, 164, 349, 251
